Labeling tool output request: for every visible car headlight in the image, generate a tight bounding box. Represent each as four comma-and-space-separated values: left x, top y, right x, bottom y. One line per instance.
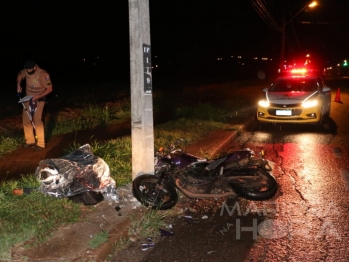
302, 100, 318, 108
258, 100, 270, 108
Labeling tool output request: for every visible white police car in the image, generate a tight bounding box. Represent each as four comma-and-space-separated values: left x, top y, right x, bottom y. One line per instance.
257, 68, 331, 126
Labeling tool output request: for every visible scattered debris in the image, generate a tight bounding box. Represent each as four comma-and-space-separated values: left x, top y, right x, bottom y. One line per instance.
141, 238, 154, 251
188, 207, 197, 212
179, 207, 188, 214
159, 229, 174, 237
12, 187, 36, 195
129, 237, 137, 242
184, 216, 200, 223
115, 205, 122, 216
12, 188, 24, 196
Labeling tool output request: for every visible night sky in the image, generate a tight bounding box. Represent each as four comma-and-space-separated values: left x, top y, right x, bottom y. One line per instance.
2, 0, 349, 87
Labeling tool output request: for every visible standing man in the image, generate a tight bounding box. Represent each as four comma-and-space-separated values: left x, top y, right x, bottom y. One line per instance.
16, 60, 53, 151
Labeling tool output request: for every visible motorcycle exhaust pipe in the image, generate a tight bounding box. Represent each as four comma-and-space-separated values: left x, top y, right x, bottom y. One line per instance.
175, 178, 237, 199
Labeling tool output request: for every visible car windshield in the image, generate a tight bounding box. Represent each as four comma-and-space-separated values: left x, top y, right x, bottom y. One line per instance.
270, 79, 317, 92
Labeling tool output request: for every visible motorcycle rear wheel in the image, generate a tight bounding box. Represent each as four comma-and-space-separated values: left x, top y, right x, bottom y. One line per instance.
230, 170, 278, 201
132, 174, 178, 210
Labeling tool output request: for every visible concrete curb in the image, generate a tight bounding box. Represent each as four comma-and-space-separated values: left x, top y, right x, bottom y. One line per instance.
185, 117, 256, 158
90, 218, 131, 261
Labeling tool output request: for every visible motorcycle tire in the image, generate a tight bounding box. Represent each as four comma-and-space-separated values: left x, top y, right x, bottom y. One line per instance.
230, 170, 278, 201
132, 174, 178, 210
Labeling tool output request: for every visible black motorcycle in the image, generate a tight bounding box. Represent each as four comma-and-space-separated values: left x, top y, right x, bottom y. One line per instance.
133, 143, 278, 210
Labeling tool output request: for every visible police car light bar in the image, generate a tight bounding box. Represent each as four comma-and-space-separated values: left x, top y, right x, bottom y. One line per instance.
291, 68, 307, 74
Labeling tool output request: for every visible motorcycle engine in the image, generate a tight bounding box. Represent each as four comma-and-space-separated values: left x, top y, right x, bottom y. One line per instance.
175, 162, 235, 196
177, 166, 216, 186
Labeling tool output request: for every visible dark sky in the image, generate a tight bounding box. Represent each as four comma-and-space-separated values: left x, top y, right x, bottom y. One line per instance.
2, 0, 349, 82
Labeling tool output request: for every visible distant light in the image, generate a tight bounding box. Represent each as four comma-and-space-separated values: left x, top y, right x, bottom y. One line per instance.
253, 57, 258, 60
231, 56, 234, 58
309, 1, 317, 8
238, 56, 242, 59
217, 57, 223, 61
156, 65, 158, 67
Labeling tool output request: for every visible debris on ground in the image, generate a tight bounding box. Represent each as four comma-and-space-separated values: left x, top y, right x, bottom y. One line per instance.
159, 229, 175, 237
35, 144, 119, 205
141, 238, 154, 251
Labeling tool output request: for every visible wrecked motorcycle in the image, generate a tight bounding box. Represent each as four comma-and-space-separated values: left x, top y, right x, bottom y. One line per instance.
154, 139, 207, 175
133, 147, 278, 210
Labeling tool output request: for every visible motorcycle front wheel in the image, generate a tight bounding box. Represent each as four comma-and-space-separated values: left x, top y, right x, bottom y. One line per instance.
230, 170, 278, 201
132, 174, 178, 210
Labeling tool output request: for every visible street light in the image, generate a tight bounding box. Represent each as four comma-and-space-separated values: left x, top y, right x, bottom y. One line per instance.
280, 1, 318, 68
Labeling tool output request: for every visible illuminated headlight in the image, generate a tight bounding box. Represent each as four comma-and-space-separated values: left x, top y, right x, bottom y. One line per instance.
302, 100, 318, 108
258, 100, 270, 108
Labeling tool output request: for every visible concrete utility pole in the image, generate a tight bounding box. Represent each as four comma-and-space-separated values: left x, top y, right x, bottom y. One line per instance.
128, 0, 155, 180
